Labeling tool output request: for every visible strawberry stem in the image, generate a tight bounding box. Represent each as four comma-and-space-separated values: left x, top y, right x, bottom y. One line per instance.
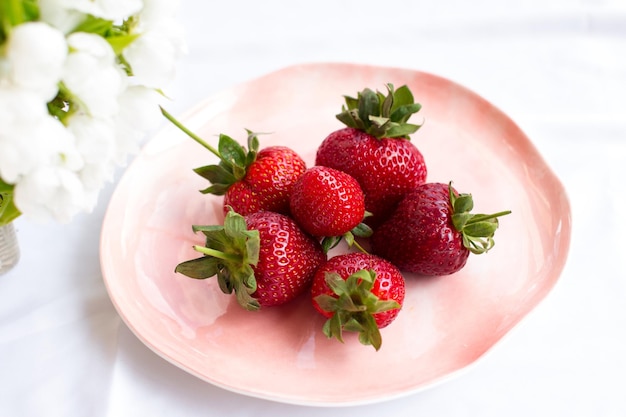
465, 210, 512, 224
160, 106, 222, 160
193, 245, 240, 262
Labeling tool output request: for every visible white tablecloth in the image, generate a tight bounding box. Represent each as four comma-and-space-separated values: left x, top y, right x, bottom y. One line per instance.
2, 1, 625, 416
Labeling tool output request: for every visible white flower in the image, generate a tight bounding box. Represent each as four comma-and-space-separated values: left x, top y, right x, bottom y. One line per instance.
59, 0, 143, 22
123, 0, 186, 88
113, 85, 163, 162
0, 0, 185, 225
38, 0, 86, 33
67, 114, 117, 190
0, 87, 76, 184
63, 33, 125, 117
2, 22, 67, 101
13, 166, 88, 223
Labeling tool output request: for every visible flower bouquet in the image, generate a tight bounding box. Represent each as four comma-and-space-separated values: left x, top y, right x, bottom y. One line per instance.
0, 0, 185, 272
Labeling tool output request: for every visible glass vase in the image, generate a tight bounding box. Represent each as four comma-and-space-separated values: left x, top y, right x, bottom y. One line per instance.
0, 222, 20, 275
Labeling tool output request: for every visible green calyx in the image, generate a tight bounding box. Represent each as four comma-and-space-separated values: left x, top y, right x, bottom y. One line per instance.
160, 106, 261, 196
321, 212, 373, 254
174, 210, 262, 311
448, 182, 512, 255
336, 83, 423, 140
193, 130, 260, 195
314, 269, 400, 351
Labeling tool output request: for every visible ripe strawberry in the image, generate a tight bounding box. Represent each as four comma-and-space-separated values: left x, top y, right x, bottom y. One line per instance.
289, 166, 371, 251
175, 210, 326, 310
371, 182, 511, 276
161, 107, 306, 216
311, 252, 405, 351
315, 84, 427, 227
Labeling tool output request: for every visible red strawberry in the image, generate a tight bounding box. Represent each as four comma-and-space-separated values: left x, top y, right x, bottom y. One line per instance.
289, 166, 371, 251
311, 252, 405, 351
218, 144, 307, 216
161, 107, 306, 216
371, 182, 511, 276
175, 210, 326, 310
315, 84, 427, 227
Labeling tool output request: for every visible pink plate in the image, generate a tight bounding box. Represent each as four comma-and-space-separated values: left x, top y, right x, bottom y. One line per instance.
100, 63, 571, 406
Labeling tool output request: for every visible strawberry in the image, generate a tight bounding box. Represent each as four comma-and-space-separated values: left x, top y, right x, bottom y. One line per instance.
371, 182, 511, 276
289, 166, 371, 252
161, 107, 306, 216
175, 209, 326, 310
315, 84, 427, 227
311, 252, 405, 351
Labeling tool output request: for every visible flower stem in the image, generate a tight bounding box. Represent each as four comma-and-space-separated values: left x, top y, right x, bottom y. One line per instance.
160, 106, 222, 160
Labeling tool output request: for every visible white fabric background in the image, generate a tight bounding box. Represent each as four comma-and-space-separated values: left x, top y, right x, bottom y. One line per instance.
2, 0, 625, 415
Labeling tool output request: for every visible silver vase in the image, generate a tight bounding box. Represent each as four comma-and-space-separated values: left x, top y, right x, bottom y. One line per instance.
0, 222, 20, 275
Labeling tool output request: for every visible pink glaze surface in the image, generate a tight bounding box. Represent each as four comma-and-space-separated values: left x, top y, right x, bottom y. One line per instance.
100, 63, 571, 406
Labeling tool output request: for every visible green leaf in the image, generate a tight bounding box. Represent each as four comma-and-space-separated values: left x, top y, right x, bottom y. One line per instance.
380, 85, 394, 117
384, 123, 421, 138
192, 224, 224, 234
0, 189, 21, 226
325, 272, 348, 295
174, 257, 221, 279
71, 15, 113, 36
389, 103, 422, 123
201, 228, 230, 252
374, 299, 402, 313
453, 193, 474, 213
238, 265, 257, 292
235, 284, 260, 311
351, 222, 373, 238
246, 129, 260, 158
218, 134, 247, 168
106, 33, 140, 55
344, 317, 365, 333
223, 210, 248, 237
199, 183, 231, 195
343, 95, 358, 110
358, 314, 383, 351
193, 164, 237, 184
1, 0, 26, 28
368, 115, 390, 129
217, 269, 234, 293
451, 212, 472, 231
357, 88, 380, 128
244, 230, 260, 266
325, 314, 345, 343
314, 294, 339, 313
321, 236, 342, 253
391, 85, 415, 110
464, 221, 499, 237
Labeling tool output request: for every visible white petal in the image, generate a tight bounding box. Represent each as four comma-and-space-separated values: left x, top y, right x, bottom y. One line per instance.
5, 22, 67, 101
117, 86, 163, 131
14, 166, 88, 223
0, 89, 72, 183
67, 114, 116, 165
123, 32, 178, 88
65, 0, 143, 21
63, 33, 125, 117
38, 0, 86, 33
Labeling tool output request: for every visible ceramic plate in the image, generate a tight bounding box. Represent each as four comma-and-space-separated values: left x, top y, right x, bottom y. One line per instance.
100, 63, 571, 406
